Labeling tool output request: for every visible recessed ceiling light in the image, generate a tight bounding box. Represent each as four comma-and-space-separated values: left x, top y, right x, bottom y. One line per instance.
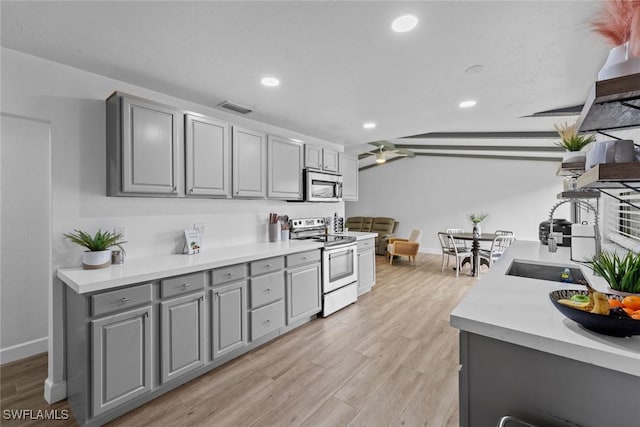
363, 122, 377, 129
290, 138, 303, 143
261, 77, 280, 87
391, 15, 418, 33
459, 100, 477, 108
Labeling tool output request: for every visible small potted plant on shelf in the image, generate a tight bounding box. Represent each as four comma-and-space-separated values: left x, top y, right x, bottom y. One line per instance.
589, 251, 640, 295
63, 229, 126, 270
467, 213, 488, 237
554, 121, 596, 164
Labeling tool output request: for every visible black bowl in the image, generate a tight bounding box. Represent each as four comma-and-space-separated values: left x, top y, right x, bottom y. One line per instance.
549, 290, 640, 337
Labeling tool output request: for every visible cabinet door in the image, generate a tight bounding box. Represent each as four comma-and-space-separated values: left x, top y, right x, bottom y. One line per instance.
267, 136, 303, 200
91, 306, 151, 417
212, 281, 247, 359
286, 263, 321, 324
160, 292, 205, 384
304, 144, 322, 169
185, 114, 230, 197
357, 249, 376, 294
121, 97, 179, 194
339, 153, 358, 201
232, 126, 267, 198
322, 149, 339, 173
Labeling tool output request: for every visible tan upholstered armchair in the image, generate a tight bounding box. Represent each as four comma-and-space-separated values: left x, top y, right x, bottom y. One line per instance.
386, 229, 423, 265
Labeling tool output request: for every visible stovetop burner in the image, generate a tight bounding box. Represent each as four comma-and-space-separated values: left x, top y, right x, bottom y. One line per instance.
289, 217, 356, 247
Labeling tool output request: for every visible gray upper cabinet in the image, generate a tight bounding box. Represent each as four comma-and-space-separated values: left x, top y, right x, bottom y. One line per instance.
91, 305, 151, 417
304, 144, 323, 169
267, 136, 303, 200
322, 149, 339, 173
106, 93, 180, 196
232, 126, 267, 198
185, 114, 231, 197
160, 292, 205, 384
339, 153, 359, 201
211, 280, 247, 359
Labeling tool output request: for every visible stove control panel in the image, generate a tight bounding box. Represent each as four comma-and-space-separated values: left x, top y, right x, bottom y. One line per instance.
290, 217, 325, 230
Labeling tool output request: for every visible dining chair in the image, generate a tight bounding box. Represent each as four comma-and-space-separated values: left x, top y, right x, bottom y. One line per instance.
495, 230, 515, 236
446, 228, 469, 250
479, 235, 516, 267
437, 232, 471, 277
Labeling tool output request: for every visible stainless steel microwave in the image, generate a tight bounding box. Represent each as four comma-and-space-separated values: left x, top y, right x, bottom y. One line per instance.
304, 169, 342, 202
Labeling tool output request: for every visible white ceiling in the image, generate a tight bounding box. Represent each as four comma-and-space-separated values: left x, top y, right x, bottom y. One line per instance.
0, 1, 610, 149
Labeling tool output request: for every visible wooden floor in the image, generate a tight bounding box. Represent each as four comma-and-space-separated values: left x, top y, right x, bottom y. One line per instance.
1, 253, 476, 426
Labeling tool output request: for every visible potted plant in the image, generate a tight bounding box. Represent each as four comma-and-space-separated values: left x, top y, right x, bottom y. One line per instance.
467, 213, 488, 237
63, 229, 126, 270
589, 251, 640, 295
554, 121, 596, 163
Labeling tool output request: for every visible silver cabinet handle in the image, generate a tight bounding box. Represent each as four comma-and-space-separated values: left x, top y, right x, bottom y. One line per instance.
182, 283, 191, 288
189, 188, 194, 193
265, 288, 272, 293
302, 256, 307, 260
264, 264, 271, 269
171, 186, 177, 193
263, 319, 271, 325
121, 297, 131, 303
224, 272, 233, 277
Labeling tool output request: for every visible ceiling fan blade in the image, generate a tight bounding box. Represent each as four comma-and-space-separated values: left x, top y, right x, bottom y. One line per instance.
368, 140, 396, 150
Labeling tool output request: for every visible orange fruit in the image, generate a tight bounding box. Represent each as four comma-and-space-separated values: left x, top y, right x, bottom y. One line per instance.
631, 310, 640, 320
622, 307, 635, 316
608, 298, 623, 308
622, 295, 640, 311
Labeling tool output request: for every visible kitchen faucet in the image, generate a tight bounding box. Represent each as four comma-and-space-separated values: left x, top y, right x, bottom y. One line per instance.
547, 199, 600, 258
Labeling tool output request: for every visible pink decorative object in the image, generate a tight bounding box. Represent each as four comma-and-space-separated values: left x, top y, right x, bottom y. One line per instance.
592, 0, 640, 57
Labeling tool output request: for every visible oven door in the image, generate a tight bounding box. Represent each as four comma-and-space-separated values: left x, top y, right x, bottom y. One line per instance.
322, 244, 358, 293
305, 170, 343, 202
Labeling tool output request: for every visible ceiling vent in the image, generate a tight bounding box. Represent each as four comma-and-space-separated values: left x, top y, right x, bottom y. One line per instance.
217, 100, 253, 115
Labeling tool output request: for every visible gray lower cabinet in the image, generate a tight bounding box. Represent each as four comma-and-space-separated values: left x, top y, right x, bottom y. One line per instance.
267, 136, 303, 200
160, 292, 205, 383
286, 263, 321, 324
106, 92, 180, 196
232, 126, 267, 198
339, 152, 358, 201
211, 281, 248, 359
357, 238, 376, 295
91, 305, 152, 417
184, 114, 230, 197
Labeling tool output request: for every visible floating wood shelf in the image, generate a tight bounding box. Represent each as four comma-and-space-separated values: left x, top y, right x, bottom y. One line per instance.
557, 191, 600, 199
556, 161, 585, 177
576, 162, 640, 189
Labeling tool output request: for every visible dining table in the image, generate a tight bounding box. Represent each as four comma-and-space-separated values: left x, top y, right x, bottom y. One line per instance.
449, 232, 498, 277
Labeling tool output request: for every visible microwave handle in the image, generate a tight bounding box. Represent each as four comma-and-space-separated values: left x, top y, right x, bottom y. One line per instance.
337, 182, 343, 198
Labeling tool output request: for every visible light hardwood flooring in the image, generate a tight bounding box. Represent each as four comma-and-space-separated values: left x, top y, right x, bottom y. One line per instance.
1, 253, 476, 426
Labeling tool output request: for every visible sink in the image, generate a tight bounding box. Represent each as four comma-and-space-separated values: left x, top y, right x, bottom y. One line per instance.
506, 260, 587, 284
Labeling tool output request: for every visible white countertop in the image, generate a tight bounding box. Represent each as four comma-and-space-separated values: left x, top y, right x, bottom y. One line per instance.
450, 240, 640, 377
341, 231, 378, 240
58, 240, 324, 294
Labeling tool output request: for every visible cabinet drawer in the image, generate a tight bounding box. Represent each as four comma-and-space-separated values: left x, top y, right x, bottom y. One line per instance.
286, 250, 320, 268
251, 300, 285, 340
357, 238, 375, 252
160, 272, 205, 299
250, 257, 284, 275
212, 264, 246, 286
92, 283, 153, 317
250, 271, 285, 309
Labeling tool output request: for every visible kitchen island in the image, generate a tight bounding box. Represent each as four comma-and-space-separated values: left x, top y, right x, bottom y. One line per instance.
450, 240, 640, 427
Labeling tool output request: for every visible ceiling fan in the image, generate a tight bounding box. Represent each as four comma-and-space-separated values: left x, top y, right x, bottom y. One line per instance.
359, 140, 416, 164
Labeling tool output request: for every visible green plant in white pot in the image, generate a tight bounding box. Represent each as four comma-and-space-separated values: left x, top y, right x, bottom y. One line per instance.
467, 213, 488, 237
64, 229, 126, 270
554, 122, 595, 164
589, 251, 640, 295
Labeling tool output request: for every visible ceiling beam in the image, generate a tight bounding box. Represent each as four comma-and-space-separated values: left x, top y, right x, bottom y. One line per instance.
413, 152, 562, 162
394, 144, 564, 152
400, 131, 558, 139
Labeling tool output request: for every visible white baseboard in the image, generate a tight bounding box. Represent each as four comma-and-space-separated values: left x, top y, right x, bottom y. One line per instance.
0, 336, 48, 364
419, 247, 442, 255
44, 377, 67, 403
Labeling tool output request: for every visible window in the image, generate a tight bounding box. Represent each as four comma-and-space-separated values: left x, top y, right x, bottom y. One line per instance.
604, 190, 640, 251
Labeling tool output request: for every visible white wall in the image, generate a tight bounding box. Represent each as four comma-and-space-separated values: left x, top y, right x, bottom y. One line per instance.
347, 155, 570, 253
0, 47, 344, 395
